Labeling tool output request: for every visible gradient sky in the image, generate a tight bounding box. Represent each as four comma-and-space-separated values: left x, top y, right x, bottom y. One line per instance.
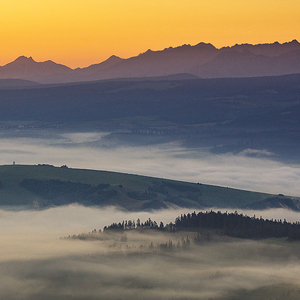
1, 0, 299, 68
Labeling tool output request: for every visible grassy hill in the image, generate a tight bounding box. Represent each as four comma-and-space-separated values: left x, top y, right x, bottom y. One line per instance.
0, 164, 276, 210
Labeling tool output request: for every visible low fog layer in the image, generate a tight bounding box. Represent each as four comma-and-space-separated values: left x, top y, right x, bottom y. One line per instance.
0, 132, 299, 196
1, 205, 300, 299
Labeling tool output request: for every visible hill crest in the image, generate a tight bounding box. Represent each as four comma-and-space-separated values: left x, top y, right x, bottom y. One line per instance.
0, 164, 296, 211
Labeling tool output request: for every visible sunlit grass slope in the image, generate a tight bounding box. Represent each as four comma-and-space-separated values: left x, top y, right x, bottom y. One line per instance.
0, 164, 272, 210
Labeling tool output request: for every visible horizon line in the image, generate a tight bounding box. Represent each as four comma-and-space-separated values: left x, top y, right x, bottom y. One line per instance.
1, 39, 298, 70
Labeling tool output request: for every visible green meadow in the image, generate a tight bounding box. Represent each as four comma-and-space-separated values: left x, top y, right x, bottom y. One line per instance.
0, 164, 271, 210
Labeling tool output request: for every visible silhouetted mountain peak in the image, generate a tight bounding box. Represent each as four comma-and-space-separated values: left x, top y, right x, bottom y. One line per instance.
108, 54, 122, 60
194, 42, 216, 50
97, 55, 124, 67
15, 55, 33, 60
137, 49, 154, 57
226, 40, 300, 57
75, 54, 124, 75
88, 55, 123, 67
1, 40, 300, 83
13, 56, 36, 64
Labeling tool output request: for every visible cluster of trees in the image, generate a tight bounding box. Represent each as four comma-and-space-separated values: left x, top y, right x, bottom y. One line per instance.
124, 180, 204, 209
175, 211, 300, 240
104, 210, 300, 241
37, 164, 68, 168
104, 218, 165, 231
64, 229, 103, 241
17, 176, 207, 210
146, 238, 191, 251
147, 180, 205, 208
19, 178, 115, 206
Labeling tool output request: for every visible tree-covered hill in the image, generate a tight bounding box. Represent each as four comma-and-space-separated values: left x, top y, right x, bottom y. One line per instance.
103, 210, 300, 241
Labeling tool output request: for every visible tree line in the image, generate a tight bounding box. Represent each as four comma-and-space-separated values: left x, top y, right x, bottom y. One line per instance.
104, 210, 300, 241
19, 178, 115, 206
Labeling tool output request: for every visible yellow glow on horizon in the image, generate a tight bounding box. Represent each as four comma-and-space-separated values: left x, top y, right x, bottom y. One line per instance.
1, 0, 299, 68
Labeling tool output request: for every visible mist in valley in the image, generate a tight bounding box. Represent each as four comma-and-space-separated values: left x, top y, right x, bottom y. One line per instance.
0, 5, 299, 298
1, 131, 300, 299
0, 130, 299, 197
1, 205, 300, 299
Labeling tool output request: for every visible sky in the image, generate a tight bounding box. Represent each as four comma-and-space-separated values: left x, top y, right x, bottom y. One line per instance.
1, 0, 300, 68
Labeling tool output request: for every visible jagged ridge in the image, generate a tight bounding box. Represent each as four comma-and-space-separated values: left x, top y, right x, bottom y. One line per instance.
0, 40, 299, 84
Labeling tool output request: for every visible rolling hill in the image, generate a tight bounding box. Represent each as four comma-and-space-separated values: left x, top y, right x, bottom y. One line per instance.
0, 164, 296, 211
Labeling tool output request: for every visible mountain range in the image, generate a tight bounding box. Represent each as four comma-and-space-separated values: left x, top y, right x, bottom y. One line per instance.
1, 40, 300, 84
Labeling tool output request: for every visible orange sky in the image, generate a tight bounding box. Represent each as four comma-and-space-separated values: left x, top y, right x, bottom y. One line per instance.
1, 0, 299, 68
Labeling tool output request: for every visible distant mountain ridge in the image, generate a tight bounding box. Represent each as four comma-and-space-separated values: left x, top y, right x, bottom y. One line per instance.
1, 40, 300, 84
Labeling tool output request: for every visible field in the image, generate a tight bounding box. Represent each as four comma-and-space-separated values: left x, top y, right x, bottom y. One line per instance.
0, 164, 271, 209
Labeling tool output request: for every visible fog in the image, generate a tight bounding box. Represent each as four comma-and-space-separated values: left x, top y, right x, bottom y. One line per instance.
0, 131, 300, 197
1, 205, 300, 299
1, 131, 300, 299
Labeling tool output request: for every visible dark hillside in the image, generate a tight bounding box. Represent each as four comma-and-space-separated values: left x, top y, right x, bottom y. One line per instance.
0, 74, 299, 161
0, 74, 299, 123
0, 164, 274, 210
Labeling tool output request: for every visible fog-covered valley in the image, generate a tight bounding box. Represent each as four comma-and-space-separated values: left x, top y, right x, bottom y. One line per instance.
1, 4, 299, 297
0, 130, 300, 299
1, 205, 300, 300
0, 131, 299, 197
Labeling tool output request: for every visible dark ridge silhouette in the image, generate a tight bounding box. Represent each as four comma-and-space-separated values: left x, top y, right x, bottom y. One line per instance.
0, 40, 299, 83
0, 78, 40, 88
